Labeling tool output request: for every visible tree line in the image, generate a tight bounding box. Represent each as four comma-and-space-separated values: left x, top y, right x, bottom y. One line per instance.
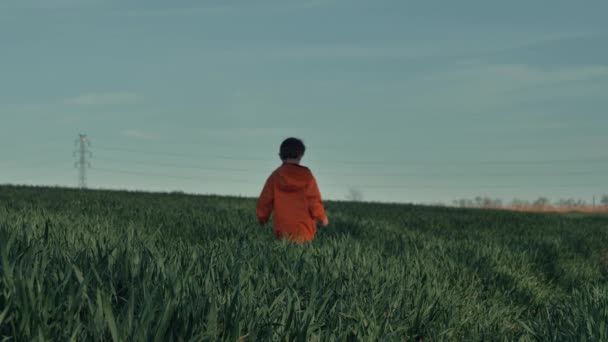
451, 194, 608, 210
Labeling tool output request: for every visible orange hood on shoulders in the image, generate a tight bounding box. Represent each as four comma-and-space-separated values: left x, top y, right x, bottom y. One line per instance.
257, 162, 327, 243
276, 163, 312, 192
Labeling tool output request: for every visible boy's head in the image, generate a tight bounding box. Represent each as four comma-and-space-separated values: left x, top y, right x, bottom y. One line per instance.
279, 137, 305, 161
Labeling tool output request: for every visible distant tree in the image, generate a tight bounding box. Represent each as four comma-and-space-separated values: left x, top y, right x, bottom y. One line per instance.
556, 198, 587, 208
601, 194, 608, 206
533, 197, 550, 208
346, 188, 363, 202
453, 197, 502, 208
511, 198, 530, 208
453, 199, 475, 208
481, 197, 491, 208
482, 197, 502, 208
452, 197, 503, 208
453, 199, 467, 208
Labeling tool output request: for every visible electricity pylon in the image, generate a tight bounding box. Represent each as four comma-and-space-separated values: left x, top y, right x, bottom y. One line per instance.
74, 134, 92, 189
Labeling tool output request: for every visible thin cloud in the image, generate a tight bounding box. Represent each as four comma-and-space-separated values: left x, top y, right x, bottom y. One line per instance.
1, 0, 101, 10
117, 0, 342, 17
201, 127, 284, 140
122, 129, 151, 140
0, 161, 17, 168
118, 4, 234, 17
199, 33, 591, 64
411, 63, 608, 104
64, 92, 139, 105
385, 63, 608, 116
263, 44, 446, 60
420, 64, 608, 86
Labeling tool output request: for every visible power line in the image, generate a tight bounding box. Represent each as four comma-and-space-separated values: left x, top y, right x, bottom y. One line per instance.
1, 161, 72, 170
94, 157, 608, 178
90, 167, 605, 191
90, 136, 606, 152
95, 158, 256, 173
95, 146, 271, 162
94, 144, 608, 166
54, 138, 608, 194
92, 167, 255, 184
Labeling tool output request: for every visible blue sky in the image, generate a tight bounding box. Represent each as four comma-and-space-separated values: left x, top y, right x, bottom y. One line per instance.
1, 0, 607, 204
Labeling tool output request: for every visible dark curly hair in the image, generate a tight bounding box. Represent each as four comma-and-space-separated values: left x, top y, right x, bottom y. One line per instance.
279, 137, 306, 160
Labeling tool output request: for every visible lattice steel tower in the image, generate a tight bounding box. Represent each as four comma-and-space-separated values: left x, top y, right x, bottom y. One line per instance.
74, 134, 92, 189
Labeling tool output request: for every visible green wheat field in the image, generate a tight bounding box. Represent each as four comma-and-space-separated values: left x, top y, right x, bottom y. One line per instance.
1, 185, 607, 341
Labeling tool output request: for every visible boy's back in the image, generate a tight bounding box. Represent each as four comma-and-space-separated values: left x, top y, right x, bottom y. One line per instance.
256, 138, 327, 242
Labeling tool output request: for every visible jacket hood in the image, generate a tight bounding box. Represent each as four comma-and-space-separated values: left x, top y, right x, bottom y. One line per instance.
276, 163, 312, 192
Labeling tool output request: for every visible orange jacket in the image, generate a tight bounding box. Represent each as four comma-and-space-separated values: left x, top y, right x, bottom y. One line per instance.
257, 163, 327, 242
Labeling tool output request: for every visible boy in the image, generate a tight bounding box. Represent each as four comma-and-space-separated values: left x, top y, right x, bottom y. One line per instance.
256, 137, 329, 242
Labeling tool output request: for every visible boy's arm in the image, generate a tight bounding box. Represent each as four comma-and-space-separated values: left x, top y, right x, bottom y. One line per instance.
307, 176, 328, 226
256, 174, 275, 225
